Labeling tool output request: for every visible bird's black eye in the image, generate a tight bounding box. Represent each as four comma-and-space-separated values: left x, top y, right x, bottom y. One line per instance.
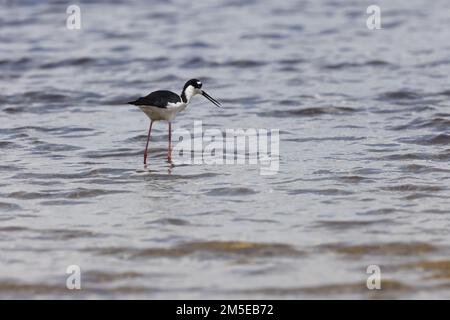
196, 81, 202, 88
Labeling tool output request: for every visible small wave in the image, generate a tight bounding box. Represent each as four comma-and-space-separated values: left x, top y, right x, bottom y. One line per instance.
40, 200, 91, 206
180, 57, 218, 69
403, 193, 441, 200
0, 226, 28, 232
111, 45, 130, 52
399, 164, 450, 174
0, 126, 95, 139
357, 208, 398, 216
40, 56, 164, 70
381, 21, 404, 29
180, 57, 266, 69
335, 175, 372, 184
204, 187, 258, 196
226, 59, 266, 68
10, 168, 129, 181
83, 148, 141, 159
220, 95, 263, 105
89, 241, 303, 259
0, 202, 22, 211
0, 126, 93, 136
40, 57, 95, 69
352, 168, 382, 175
2, 91, 102, 111
170, 41, 213, 49
0, 141, 19, 148
149, 218, 191, 226
423, 209, 450, 215
23, 91, 70, 103
233, 218, 278, 224
389, 117, 450, 131
259, 106, 356, 118
1, 106, 26, 114
278, 99, 299, 106
241, 33, 286, 40
288, 188, 353, 196
314, 219, 392, 230
136, 57, 170, 68
31, 141, 82, 153
417, 59, 450, 68
286, 136, 365, 142
153, 74, 183, 82
133, 171, 221, 181
377, 90, 421, 101
84, 271, 144, 284
277, 58, 305, 65
146, 11, 176, 20
436, 89, 450, 96
399, 134, 450, 145
382, 184, 443, 193
372, 105, 434, 114
401, 260, 450, 280
322, 242, 436, 256
7, 188, 127, 200
382, 151, 450, 161
38, 228, 102, 240
323, 60, 392, 69
0, 164, 21, 172
66, 188, 128, 199
0, 57, 33, 71
124, 134, 167, 143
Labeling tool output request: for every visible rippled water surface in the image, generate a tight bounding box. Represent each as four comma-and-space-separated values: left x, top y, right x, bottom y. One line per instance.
1, 0, 450, 299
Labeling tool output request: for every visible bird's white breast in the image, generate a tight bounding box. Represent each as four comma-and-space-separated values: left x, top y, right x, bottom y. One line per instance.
139, 103, 187, 122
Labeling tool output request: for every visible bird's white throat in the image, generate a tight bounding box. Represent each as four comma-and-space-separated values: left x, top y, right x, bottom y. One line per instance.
182, 85, 200, 103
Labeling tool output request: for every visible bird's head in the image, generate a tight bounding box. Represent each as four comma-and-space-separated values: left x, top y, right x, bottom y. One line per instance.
181, 79, 221, 107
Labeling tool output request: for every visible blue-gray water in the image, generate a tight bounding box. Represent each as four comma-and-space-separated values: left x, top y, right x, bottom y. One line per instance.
1, 0, 450, 299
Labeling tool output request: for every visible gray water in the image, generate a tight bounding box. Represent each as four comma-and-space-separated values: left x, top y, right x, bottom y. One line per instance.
1, 0, 450, 299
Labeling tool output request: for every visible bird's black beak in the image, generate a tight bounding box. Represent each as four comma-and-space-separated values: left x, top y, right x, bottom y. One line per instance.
202, 90, 222, 108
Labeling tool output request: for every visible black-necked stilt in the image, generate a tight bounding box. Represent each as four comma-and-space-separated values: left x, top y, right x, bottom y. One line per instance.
128, 79, 221, 164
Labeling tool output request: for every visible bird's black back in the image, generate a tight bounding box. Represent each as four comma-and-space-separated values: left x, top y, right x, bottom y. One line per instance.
128, 90, 181, 108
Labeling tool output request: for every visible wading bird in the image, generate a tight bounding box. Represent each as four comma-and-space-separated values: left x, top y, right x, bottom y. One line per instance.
128, 79, 221, 164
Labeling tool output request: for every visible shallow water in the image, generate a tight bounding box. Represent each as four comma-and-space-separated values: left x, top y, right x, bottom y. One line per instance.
1, 0, 450, 299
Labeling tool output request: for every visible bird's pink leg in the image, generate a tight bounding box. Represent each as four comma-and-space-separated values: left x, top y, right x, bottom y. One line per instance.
168, 122, 172, 162
144, 121, 153, 165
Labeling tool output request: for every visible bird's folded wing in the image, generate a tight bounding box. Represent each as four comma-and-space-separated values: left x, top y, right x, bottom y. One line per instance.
128, 90, 181, 108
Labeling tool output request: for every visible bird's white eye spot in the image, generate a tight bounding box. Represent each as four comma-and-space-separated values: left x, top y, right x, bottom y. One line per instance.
197, 81, 202, 85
